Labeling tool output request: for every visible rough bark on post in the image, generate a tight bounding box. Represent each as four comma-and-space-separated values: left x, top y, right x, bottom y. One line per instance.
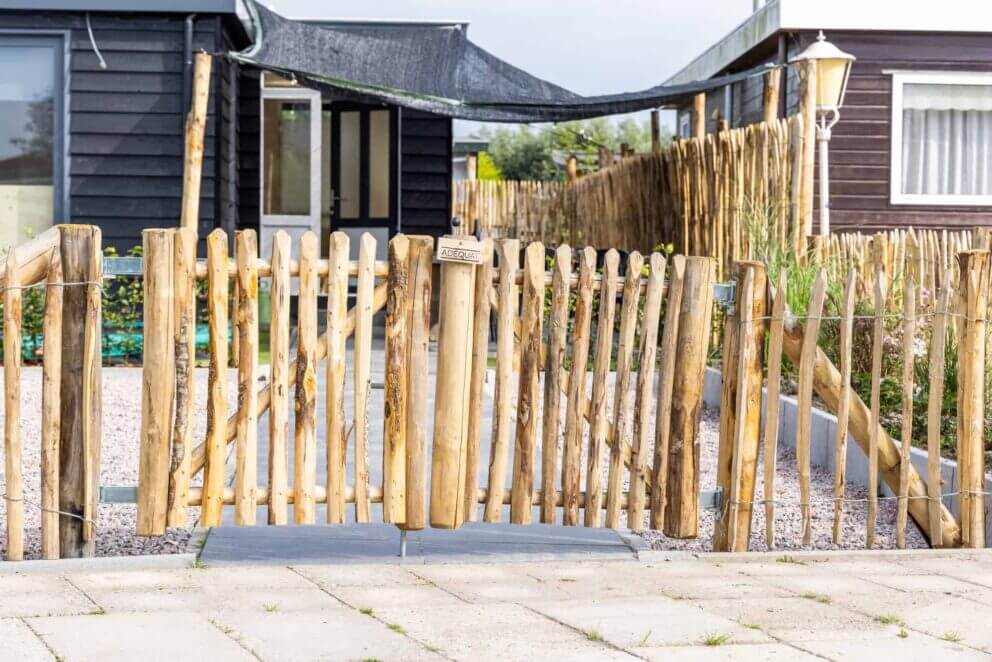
59, 226, 101, 558
714, 262, 767, 552
692, 93, 706, 139
540, 245, 570, 524
324, 231, 349, 524
353, 233, 376, 522
234, 230, 259, 526
431, 241, 477, 529
201, 229, 229, 528
40, 249, 63, 560
294, 232, 319, 524
4, 252, 23, 560
167, 227, 196, 528
797, 59, 817, 239
763, 68, 781, 125
268, 231, 290, 525
465, 239, 494, 522
138, 229, 175, 537
650, 109, 661, 152
403, 236, 434, 531
510, 242, 544, 525
665, 257, 714, 538
957, 250, 989, 548
384, 235, 411, 525
180, 52, 212, 235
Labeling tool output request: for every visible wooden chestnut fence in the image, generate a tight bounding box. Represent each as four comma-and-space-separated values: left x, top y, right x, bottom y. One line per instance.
2, 225, 986, 561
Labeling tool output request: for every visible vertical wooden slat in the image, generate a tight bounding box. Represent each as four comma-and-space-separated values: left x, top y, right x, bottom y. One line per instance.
138, 229, 175, 537
404, 236, 434, 531
294, 232, 319, 525
354, 233, 376, 523
234, 230, 259, 526
957, 250, 989, 548
664, 257, 714, 538
562, 247, 595, 526
650, 255, 685, 530
268, 231, 290, 525
763, 272, 787, 548
867, 271, 887, 549
540, 245, 570, 524
510, 242, 545, 524
40, 249, 63, 560
831, 269, 857, 544
384, 235, 411, 524
202, 229, 229, 528
897, 277, 916, 548
325, 231, 350, 523
82, 227, 102, 543
927, 271, 951, 548
180, 52, 212, 234
431, 237, 477, 529
714, 261, 767, 552
628, 253, 666, 528
726, 269, 756, 551
606, 252, 644, 529
586, 249, 619, 527
167, 227, 196, 528
796, 270, 826, 547
465, 239, 495, 522
3, 252, 23, 560
484, 239, 519, 522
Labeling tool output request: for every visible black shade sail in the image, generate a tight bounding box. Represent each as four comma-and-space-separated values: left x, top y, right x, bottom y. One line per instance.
230, 0, 776, 123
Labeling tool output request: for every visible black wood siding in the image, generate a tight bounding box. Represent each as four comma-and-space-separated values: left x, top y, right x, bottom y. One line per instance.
0, 11, 244, 250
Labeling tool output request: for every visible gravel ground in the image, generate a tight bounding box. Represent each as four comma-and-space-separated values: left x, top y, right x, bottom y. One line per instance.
2, 366, 925, 560
628, 406, 928, 552
0, 367, 237, 560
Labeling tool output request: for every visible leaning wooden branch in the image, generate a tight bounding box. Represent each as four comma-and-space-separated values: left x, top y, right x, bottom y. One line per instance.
779, 307, 961, 548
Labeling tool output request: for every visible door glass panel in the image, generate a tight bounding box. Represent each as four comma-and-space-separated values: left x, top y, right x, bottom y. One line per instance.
369, 110, 390, 218
0, 44, 55, 253
262, 99, 311, 215
339, 111, 361, 219
321, 108, 332, 251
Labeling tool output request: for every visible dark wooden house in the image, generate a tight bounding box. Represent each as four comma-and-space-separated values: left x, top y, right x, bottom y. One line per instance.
667, 0, 992, 233
0, 0, 454, 257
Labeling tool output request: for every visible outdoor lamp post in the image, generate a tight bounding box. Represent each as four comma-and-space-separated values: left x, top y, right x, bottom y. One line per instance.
791, 31, 855, 235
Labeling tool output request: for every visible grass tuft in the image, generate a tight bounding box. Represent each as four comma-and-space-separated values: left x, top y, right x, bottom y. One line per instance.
263, 603, 279, 613
702, 633, 730, 647
897, 628, 909, 639
359, 607, 374, 616
875, 614, 904, 626
775, 555, 806, 565
941, 631, 962, 643
88, 607, 106, 616
387, 623, 405, 635
801, 592, 832, 604
585, 629, 603, 642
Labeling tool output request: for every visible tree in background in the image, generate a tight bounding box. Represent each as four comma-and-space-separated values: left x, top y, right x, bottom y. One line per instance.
477, 151, 502, 180
481, 116, 668, 182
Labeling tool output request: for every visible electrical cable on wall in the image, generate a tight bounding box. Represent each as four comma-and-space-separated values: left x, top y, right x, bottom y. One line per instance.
86, 12, 108, 70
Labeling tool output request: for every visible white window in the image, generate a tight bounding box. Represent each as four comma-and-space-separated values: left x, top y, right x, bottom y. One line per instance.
679, 112, 691, 139
890, 71, 992, 206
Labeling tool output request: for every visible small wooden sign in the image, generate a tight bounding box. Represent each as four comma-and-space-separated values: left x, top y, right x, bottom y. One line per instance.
436, 236, 484, 265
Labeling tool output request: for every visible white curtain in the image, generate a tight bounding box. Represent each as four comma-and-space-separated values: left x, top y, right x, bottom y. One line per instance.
902, 108, 992, 196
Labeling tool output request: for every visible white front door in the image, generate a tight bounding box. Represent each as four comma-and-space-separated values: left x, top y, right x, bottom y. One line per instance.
259, 76, 321, 263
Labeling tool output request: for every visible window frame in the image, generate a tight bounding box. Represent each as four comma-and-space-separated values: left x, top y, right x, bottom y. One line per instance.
0, 30, 69, 224
889, 70, 992, 207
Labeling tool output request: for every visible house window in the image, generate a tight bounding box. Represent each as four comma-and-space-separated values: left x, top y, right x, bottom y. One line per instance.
0, 36, 63, 254
891, 71, 992, 206
679, 112, 691, 139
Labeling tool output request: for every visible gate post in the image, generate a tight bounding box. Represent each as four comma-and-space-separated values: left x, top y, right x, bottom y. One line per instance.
430, 230, 483, 529
957, 250, 989, 548
713, 262, 768, 552
58, 225, 103, 558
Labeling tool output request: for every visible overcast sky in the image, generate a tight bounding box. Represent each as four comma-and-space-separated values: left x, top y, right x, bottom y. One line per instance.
267, 0, 755, 135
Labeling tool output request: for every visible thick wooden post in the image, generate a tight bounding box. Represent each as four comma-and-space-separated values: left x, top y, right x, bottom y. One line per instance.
431, 237, 479, 529
566, 155, 578, 183
384, 235, 411, 524
59, 225, 101, 558
234, 230, 259, 526
138, 230, 175, 537
957, 250, 989, 548
180, 52, 212, 235
465, 239, 495, 522
40, 249, 63, 560
269, 231, 291, 525
324, 231, 349, 523
713, 262, 767, 552
403, 236, 434, 531
294, 232, 319, 524
201, 229, 228, 528
167, 227, 196, 528
763, 69, 781, 124
692, 93, 706, 139
665, 257, 714, 538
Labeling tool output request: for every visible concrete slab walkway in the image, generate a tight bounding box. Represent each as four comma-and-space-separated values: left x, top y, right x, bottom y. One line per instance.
3, 550, 992, 661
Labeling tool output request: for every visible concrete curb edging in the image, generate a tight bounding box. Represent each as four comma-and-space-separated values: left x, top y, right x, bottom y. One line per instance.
703, 367, 992, 547
0, 552, 196, 575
